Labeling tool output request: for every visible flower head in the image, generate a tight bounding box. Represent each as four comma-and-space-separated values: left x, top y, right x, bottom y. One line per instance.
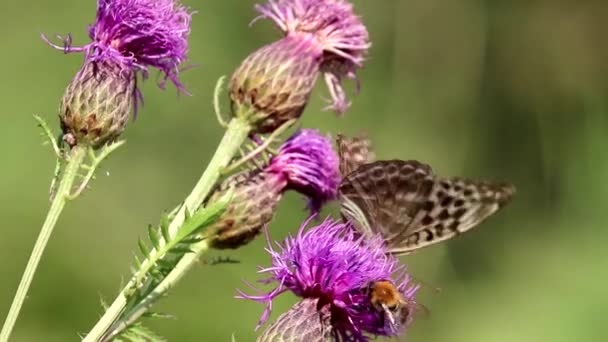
229, 0, 369, 134
207, 129, 339, 249
255, 0, 370, 113
268, 129, 340, 212
45, 0, 192, 147
238, 218, 419, 341
46, 0, 191, 89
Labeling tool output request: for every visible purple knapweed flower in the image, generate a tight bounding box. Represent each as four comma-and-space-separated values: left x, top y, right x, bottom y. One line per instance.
229, 0, 369, 134
238, 218, 420, 341
44, 0, 191, 148
267, 129, 340, 212
207, 129, 339, 249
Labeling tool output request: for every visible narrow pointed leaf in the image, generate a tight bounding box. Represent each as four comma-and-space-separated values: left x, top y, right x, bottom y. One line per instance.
174, 188, 234, 243
156, 259, 177, 271
133, 255, 142, 268
138, 238, 150, 257
169, 245, 195, 255
142, 311, 175, 320
148, 224, 162, 250
160, 212, 171, 242
179, 237, 204, 245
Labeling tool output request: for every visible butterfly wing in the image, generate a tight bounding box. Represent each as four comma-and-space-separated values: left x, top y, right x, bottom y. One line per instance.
339, 160, 434, 242
339, 160, 515, 255
336, 132, 376, 177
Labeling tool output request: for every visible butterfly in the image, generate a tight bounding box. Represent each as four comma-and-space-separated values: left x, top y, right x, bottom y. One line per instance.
336, 133, 515, 256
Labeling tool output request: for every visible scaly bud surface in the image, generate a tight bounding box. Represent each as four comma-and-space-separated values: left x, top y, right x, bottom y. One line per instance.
60, 60, 135, 148
229, 0, 370, 134
207, 170, 287, 249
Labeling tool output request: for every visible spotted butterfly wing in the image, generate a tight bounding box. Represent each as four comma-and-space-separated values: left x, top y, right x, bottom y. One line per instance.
339, 159, 515, 255
336, 132, 376, 177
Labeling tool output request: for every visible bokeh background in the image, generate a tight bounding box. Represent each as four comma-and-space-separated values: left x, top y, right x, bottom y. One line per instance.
1, 0, 607, 341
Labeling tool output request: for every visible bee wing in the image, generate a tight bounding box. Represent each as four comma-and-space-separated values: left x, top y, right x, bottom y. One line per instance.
336, 132, 376, 177
339, 160, 515, 255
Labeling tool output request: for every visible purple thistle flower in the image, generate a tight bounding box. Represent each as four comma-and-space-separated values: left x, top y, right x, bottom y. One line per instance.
207, 129, 340, 249
229, 0, 369, 134
268, 129, 340, 212
44, 0, 191, 90
45, 0, 192, 148
238, 218, 420, 341
255, 0, 370, 114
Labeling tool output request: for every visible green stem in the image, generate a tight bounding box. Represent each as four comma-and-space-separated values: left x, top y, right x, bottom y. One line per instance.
0, 145, 87, 342
83, 117, 251, 342
102, 241, 211, 342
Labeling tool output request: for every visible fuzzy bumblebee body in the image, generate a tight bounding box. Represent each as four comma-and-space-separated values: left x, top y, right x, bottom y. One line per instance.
368, 280, 414, 329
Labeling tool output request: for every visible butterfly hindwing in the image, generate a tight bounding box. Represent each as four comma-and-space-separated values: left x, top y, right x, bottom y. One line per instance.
386, 175, 515, 255
339, 159, 515, 255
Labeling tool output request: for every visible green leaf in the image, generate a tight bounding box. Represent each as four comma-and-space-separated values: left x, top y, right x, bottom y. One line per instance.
160, 212, 171, 243
138, 238, 149, 257
99, 296, 109, 310
148, 224, 162, 250
168, 244, 195, 255
142, 311, 175, 320
117, 323, 166, 342
133, 254, 143, 268
174, 188, 233, 243
179, 237, 204, 245
148, 267, 164, 280
156, 259, 177, 272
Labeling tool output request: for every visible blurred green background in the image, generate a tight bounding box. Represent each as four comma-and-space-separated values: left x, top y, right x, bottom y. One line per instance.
1, 0, 607, 341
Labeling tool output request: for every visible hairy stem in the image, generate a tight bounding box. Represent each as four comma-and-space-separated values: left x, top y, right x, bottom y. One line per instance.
0, 145, 87, 342
83, 117, 251, 342
103, 240, 211, 341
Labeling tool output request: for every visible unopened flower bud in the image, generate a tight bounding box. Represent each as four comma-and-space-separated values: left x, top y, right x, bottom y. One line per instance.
207, 170, 287, 249
60, 60, 135, 148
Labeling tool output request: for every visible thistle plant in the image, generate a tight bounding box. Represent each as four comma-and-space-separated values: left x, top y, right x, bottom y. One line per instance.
1, 0, 476, 340
0, 0, 191, 340
79, 0, 369, 340
240, 218, 420, 341
207, 129, 340, 249
230, 0, 370, 133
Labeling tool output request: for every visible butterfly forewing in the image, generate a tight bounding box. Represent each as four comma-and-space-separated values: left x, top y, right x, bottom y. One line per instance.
339, 160, 515, 255
336, 132, 376, 177
339, 160, 434, 243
